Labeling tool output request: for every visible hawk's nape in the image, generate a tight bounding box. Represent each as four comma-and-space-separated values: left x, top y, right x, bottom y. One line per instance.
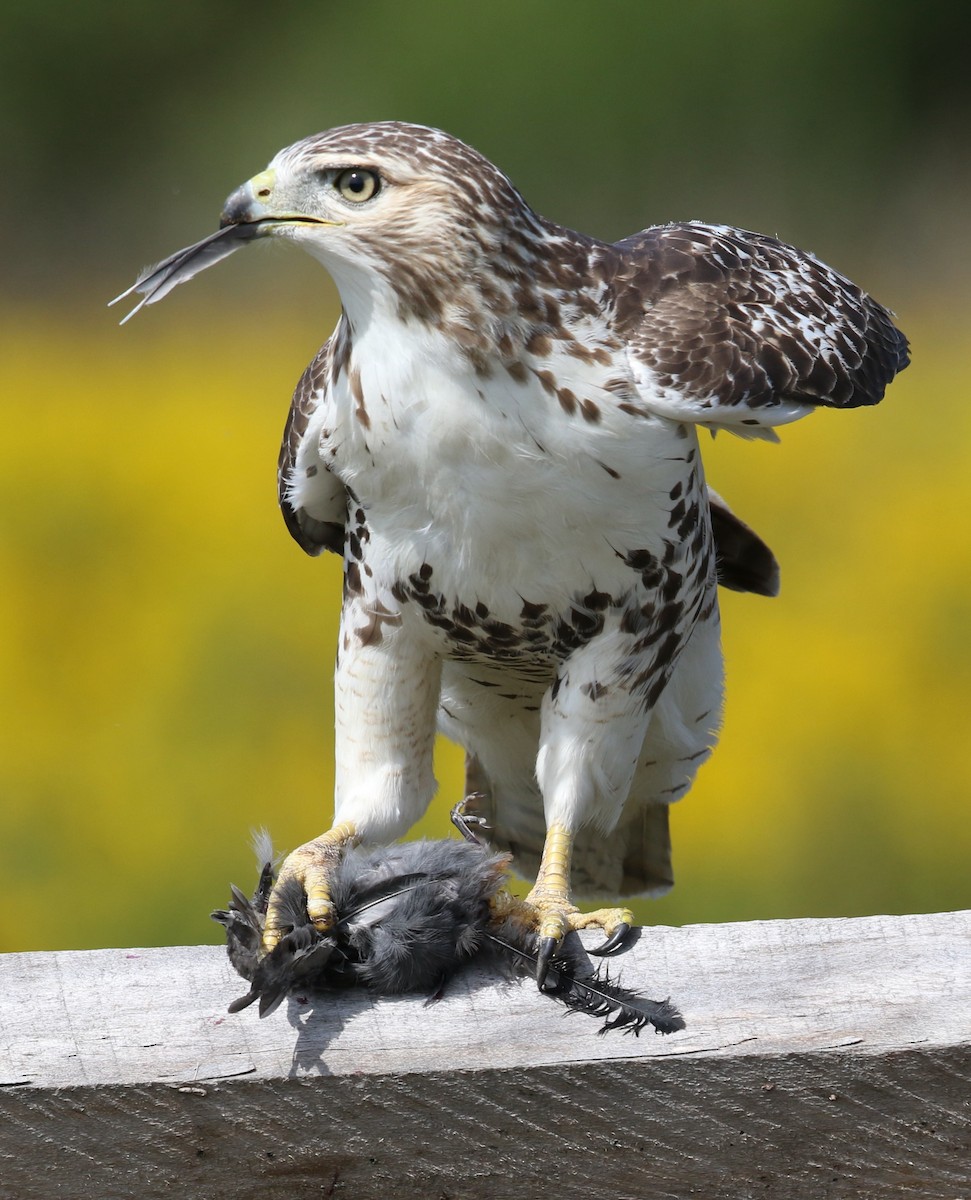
116, 121, 908, 992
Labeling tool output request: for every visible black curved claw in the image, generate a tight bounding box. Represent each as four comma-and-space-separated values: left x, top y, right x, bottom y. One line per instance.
535, 935, 559, 989
588, 922, 632, 958
449, 797, 491, 845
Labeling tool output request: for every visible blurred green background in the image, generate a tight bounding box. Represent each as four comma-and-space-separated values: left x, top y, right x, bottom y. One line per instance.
1, 2, 968, 952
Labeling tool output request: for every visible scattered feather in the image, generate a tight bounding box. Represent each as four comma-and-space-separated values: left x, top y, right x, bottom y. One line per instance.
483, 930, 683, 1036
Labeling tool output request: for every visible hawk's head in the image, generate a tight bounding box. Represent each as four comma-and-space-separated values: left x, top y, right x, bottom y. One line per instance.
220, 121, 544, 323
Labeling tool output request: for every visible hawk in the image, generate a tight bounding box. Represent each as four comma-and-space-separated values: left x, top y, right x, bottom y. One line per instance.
114, 122, 908, 984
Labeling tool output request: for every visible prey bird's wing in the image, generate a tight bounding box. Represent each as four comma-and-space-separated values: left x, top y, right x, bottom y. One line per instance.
109, 223, 263, 324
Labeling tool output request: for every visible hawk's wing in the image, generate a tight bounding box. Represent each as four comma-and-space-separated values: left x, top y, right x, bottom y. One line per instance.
611, 222, 909, 437
278, 339, 347, 556
707, 487, 779, 597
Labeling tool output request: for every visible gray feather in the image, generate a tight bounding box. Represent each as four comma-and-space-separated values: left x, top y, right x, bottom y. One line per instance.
108, 222, 263, 323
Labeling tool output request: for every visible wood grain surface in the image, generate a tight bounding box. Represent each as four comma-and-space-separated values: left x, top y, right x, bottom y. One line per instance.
1, 910, 968, 1199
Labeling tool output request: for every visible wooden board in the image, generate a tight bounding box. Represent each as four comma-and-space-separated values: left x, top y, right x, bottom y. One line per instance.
1, 910, 969, 1199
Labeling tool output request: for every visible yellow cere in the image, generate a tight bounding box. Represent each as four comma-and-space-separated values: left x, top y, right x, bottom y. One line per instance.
249, 169, 276, 199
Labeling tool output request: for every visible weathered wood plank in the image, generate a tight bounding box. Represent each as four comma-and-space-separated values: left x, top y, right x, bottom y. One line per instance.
1, 911, 968, 1199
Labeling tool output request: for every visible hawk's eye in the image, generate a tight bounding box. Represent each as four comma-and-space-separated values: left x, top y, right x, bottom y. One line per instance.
335, 169, 379, 203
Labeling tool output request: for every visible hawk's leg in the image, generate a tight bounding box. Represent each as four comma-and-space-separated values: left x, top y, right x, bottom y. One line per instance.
260, 593, 442, 953
520, 823, 633, 986
520, 617, 662, 985
262, 821, 358, 950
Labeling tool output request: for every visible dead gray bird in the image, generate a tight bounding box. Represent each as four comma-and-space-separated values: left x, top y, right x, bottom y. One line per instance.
212, 805, 684, 1034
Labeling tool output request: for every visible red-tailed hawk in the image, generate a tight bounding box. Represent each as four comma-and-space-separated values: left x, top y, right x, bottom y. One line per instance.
114, 122, 908, 983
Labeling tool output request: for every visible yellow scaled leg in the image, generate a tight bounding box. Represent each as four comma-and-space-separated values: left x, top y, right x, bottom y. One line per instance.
518, 822, 634, 987
262, 821, 358, 951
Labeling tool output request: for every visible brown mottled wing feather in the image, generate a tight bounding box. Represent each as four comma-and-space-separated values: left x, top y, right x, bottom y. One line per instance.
612, 223, 909, 422
278, 339, 346, 556
707, 487, 780, 597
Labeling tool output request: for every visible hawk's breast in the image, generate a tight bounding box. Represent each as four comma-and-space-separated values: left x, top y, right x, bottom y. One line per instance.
323, 327, 716, 669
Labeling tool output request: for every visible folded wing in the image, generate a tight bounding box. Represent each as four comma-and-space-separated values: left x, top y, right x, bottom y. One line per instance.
612, 222, 909, 438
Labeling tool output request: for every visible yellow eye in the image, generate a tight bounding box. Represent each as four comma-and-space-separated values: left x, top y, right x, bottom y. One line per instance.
335, 169, 379, 203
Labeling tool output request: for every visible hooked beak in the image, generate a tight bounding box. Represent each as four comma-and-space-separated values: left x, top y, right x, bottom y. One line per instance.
220, 169, 338, 230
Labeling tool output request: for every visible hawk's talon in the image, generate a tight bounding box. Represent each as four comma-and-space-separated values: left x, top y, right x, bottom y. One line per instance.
492, 884, 635, 988
304, 885, 337, 934
588, 921, 632, 957
262, 821, 357, 953
535, 935, 559, 990
449, 797, 491, 846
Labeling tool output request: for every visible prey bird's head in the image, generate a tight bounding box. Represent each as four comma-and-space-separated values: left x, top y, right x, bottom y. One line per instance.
112, 122, 549, 325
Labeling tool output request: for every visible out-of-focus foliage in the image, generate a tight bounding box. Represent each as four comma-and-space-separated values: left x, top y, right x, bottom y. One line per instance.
0, 2, 968, 950
3, 1, 970, 298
